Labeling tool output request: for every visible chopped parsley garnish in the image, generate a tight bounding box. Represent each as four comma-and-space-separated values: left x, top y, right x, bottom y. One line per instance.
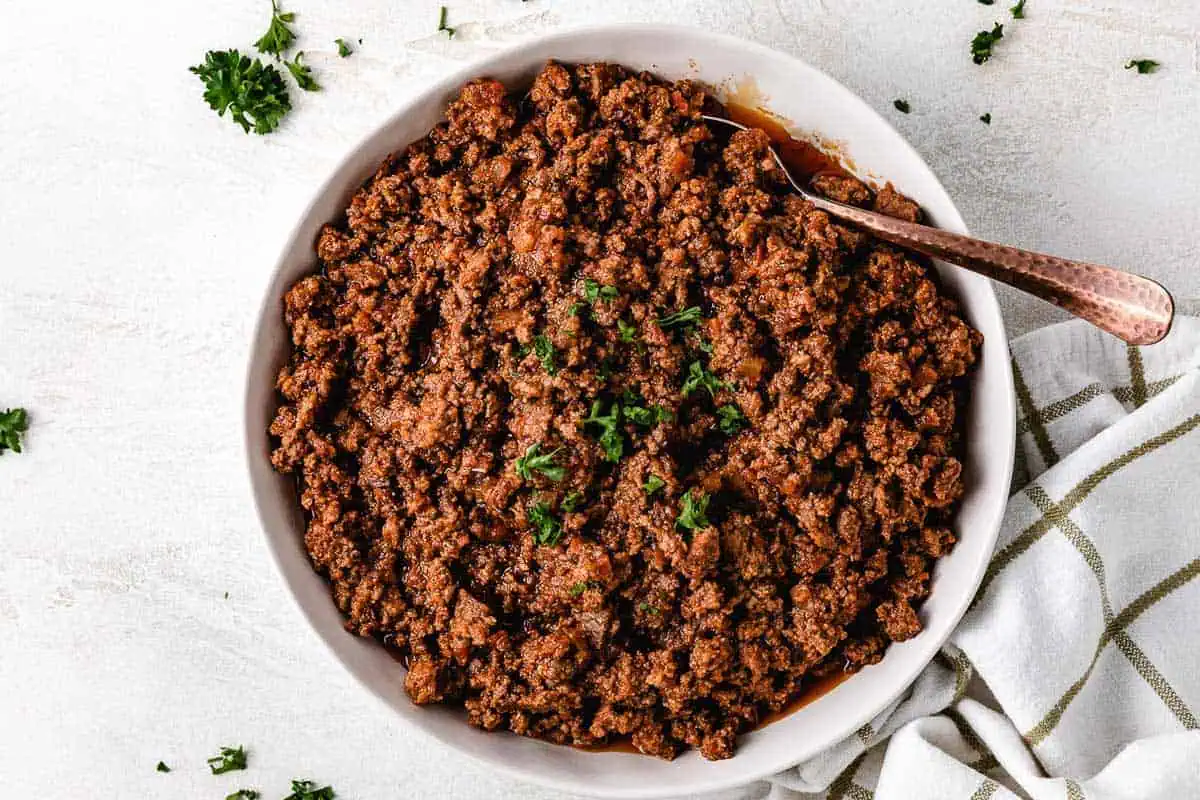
226, 791, 261, 800
0, 408, 29, 455
637, 602, 659, 615
206, 746, 247, 775
716, 404, 748, 435
893, 99, 910, 114
514, 443, 565, 482
285, 52, 320, 92
437, 6, 455, 38
284, 781, 335, 800
335, 38, 353, 57
676, 490, 711, 532
568, 301, 587, 317
1125, 59, 1160, 74
656, 306, 702, 329
1010, 0, 1026, 18
979, 112, 992, 125
584, 279, 619, 303
190, 50, 292, 135
583, 400, 623, 462
156, 761, 171, 773
643, 475, 666, 496
978, 0, 995, 4
617, 318, 638, 343
690, 330, 714, 353
254, 0, 297, 58
971, 23, 1004, 65
681, 361, 727, 399
568, 581, 589, 597
532, 334, 558, 375
562, 491, 583, 512
528, 501, 564, 546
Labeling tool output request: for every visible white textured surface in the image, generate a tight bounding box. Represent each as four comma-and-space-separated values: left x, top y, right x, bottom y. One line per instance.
0, 1, 1197, 798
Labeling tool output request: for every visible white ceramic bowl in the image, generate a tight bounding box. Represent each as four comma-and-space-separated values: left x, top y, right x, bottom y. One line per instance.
244, 23, 1015, 799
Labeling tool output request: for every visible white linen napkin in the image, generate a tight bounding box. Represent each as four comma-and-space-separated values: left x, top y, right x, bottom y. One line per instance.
732, 313, 1200, 800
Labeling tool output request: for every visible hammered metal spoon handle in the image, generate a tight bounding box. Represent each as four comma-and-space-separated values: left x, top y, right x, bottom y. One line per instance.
701, 114, 1175, 345
804, 194, 1174, 346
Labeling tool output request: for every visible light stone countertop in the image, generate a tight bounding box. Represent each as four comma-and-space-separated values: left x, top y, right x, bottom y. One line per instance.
1, 0, 1197, 797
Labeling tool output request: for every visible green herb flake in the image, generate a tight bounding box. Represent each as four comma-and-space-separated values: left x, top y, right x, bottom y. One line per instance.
893, 99, 911, 114
206, 746, 247, 775
643, 475, 666, 496
532, 334, 558, 375
335, 38, 353, 57
676, 490, 711, 532
437, 6, 455, 38
528, 501, 564, 546
0, 408, 29, 455
568, 301, 587, 317
226, 791, 261, 800
681, 361, 727, 399
583, 279, 619, 303
979, 112, 992, 125
617, 318, 638, 343
1010, 0, 1026, 18
515, 443, 565, 482
978, 0, 995, 4
656, 306, 702, 329
637, 602, 659, 615
1125, 59, 1160, 74
190, 50, 292, 135
254, 0, 297, 58
285, 52, 320, 92
568, 581, 589, 597
971, 22, 1004, 65
156, 761, 171, 773
284, 781, 335, 800
716, 404, 748, 435
562, 491, 583, 513
582, 400, 623, 462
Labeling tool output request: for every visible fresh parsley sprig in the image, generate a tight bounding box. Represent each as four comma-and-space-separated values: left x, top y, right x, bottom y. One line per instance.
286, 52, 320, 91
0, 408, 29, 454
334, 38, 353, 57
681, 361, 727, 399
656, 306, 702, 329
1010, 0, 1026, 18
676, 490, 711, 532
254, 0, 297, 58
207, 745, 248, 775
584, 279, 619, 304
643, 475, 666, 496
532, 334, 558, 375
716, 404, 747, 435
190, 50, 292, 135
515, 443, 565, 482
971, 23, 1004, 65
583, 400, 623, 462
528, 501, 564, 545
284, 780, 335, 800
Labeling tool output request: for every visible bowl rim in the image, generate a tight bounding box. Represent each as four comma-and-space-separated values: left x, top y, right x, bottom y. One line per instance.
243, 21, 1015, 798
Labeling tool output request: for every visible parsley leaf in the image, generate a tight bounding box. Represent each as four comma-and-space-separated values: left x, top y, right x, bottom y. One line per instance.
643, 475, 666, 496
437, 6, 456, 38
190, 50, 292, 135
690, 330, 714, 353
971, 22, 1004, 65
514, 443, 565, 482
1010, 0, 1026, 18
980, 112, 992, 125
532, 334, 558, 375
583, 279, 619, 303
226, 792, 261, 800
528, 501, 564, 546
681, 361, 727, 399
0, 408, 29, 454
335, 38, 353, 57
254, 0, 297, 59
562, 491, 583, 512
637, 602, 659, 615
656, 306, 702, 329
285, 52, 320, 92
676, 490, 711, 532
1125, 59, 1160, 74
978, 0, 995, 4
568, 301, 587, 317
617, 318, 638, 343
156, 761, 171, 773
207, 746, 247, 775
583, 400, 623, 462
893, 99, 911, 114
716, 404, 748, 435
284, 780, 335, 800
568, 581, 590, 597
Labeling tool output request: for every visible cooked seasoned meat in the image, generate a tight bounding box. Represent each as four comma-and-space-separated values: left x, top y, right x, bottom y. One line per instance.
269, 61, 981, 761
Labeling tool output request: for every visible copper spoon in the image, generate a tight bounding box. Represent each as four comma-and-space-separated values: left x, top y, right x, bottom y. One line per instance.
703, 115, 1175, 345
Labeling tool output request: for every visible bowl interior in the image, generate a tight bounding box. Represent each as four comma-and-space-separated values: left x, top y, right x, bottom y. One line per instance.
244, 24, 1015, 799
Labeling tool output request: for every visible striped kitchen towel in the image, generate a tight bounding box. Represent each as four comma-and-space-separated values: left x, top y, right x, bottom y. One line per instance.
737, 313, 1200, 800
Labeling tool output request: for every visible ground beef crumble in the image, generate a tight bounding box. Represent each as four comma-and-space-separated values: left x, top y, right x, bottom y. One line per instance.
269, 61, 981, 761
